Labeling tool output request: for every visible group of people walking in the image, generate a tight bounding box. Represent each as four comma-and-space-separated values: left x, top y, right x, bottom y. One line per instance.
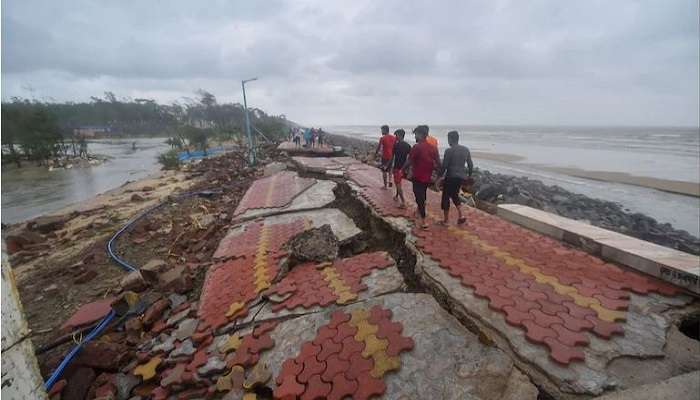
291, 127, 325, 148
375, 125, 473, 230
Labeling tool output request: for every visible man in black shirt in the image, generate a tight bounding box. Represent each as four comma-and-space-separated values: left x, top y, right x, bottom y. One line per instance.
390, 129, 412, 209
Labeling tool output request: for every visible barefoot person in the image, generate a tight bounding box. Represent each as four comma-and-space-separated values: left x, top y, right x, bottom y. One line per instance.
390, 129, 412, 208
438, 130, 473, 225
375, 125, 397, 189
403, 125, 440, 229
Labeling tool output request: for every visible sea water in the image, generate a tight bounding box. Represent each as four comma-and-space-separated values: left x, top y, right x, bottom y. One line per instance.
329, 125, 700, 236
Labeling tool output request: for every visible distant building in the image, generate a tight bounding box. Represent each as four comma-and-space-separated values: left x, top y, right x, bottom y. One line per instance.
74, 125, 112, 137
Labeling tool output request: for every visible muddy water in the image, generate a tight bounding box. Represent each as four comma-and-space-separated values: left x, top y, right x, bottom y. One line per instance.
1, 138, 170, 224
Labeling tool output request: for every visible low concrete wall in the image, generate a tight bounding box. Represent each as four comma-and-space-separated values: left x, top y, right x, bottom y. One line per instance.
497, 204, 699, 295
1, 242, 48, 399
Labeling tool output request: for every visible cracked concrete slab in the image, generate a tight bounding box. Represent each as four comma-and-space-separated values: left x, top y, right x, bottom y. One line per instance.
258, 293, 539, 400
234, 180, 337, 222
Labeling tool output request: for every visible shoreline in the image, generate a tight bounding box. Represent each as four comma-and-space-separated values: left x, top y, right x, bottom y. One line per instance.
326, 132, 700, 255
469, 151, 699, 197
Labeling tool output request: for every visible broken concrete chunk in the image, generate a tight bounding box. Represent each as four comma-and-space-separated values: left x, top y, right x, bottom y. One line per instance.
166, 309, 190, 327
157, 265, 192, 294
140, 259, 168, 283
170, 339, 196, 358
197, 355, 227, 376
143, 299, 169, 326
114, 373, 140, 400
168, 294, 187, 309
120, 271, 148, 292
173, 319, 198, 341
286, 224, 339, 263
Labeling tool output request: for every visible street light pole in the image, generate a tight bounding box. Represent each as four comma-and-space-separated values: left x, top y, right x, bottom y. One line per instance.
242, 77, 258, 165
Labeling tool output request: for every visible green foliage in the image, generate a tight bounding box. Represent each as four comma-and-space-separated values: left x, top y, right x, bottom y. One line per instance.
157, 149, 181, 170
1, 90, 290, 166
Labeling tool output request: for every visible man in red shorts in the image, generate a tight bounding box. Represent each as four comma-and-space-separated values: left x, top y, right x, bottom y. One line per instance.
375, 125, 397, 189
390, 129, 412, 208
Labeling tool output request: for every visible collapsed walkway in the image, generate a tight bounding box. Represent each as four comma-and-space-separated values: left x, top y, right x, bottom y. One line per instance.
104, 153, 698, 399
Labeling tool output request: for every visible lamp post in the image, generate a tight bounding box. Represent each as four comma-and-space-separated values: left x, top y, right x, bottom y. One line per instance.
242, 77, 258, 165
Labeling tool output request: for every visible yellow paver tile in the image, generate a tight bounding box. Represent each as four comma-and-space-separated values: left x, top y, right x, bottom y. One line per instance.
133, 356, 162, 381
354, 320, 379, 342
590, 304, 627, 322
336, 292, 358, 304
370, 351, 401, 378
221, 333, 242, 353
361, 334, 389, 358
225, 302, 246, 317
349, 309, 371, 327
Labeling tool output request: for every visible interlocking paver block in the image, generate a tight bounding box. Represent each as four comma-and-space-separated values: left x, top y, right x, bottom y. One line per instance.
346, 351, 373, 380
543, 337, 586, 364
338, 336, 365, 360
243, 362, 271, 389
133, 356, 162, 381
301, 374, 331, 400
353, 374, 386, 400
321, 353, 351, 382
354, 320, 379, 341
298, 356, 326, 384
328, 372, 359, 400
360, 334, 388, 358
370, 351, 401, 378
317, 339, 342, 362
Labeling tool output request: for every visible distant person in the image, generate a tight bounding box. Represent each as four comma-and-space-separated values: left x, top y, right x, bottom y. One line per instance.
293, 128, 302, 148
424, 124, 439, 149
403, 125, 440, 229
132, 141, 136, 150
303, 128, 312, 147
318, 128, 324, 147
438, 130, 473, 226
390, 129, 412, 208
311, 128, 317, 148
375, 125, 397, 189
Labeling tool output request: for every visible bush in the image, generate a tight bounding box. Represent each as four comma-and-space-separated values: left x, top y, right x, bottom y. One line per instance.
158, 149, 181, 170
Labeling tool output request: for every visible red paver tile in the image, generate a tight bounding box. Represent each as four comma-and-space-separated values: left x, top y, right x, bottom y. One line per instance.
375, 319, 403, 340
298, 342, 321, 361
551, 324, 590, 347
502, 306, 534, 327
385, 334, 415, 357
321, 354, 351, 382
333, 322, 358, 344
275, 376, 305, 399
276, 359, 304, 386
186, 349, 207, 372
543, 337, 585, 365
338, 336, 365, 360
530, 309, 565, 327
593, 295, 629, 311
585, 316, 625, 339
253, 320, 278, 338
345, 351, 374, 380
353, 374, 387, 400
536, 299, 568, 316
301, 373, 331, 400
556, 312, 594, 332
317, 339, 342, 362
313, 326, 338, 346
61, 297, 115, 330
522, 320, 557, 344
298, 356, 326, 384
328, 373, 359, 400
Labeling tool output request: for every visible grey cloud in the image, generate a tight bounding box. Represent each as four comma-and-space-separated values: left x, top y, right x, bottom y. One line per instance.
1, 0, 697, 126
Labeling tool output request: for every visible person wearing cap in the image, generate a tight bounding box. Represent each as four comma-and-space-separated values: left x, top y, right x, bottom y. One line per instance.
390, 128, 412, 208
438, 130, 473, 225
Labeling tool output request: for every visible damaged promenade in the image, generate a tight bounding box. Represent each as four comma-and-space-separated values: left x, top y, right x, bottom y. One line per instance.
4, 141, 700, 400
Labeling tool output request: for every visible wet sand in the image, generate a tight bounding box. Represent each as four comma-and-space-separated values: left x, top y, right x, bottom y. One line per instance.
470, 151, 700, 197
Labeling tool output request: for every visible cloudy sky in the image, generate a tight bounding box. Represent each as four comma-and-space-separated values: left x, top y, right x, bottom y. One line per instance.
2, 0, 698, 126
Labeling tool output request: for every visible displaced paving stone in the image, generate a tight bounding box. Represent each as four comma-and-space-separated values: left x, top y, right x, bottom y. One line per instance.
140, 259, 168, 283
170, 339, 196, 358
168, 293, 187, 309
287, 224, 339, 263
132, 356, 162, 381
61, 297, 115, 330
243, 362, 272, 389
120, 271, 148, 292
74, 341, 129, 371
143, 299, 169, 326
114, 373, 140, 400
158, 265, 192, 294
197, 355, 227, 377
152, 335, 176, 354
174, 319, 198, 341
166, 308, 190, 327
